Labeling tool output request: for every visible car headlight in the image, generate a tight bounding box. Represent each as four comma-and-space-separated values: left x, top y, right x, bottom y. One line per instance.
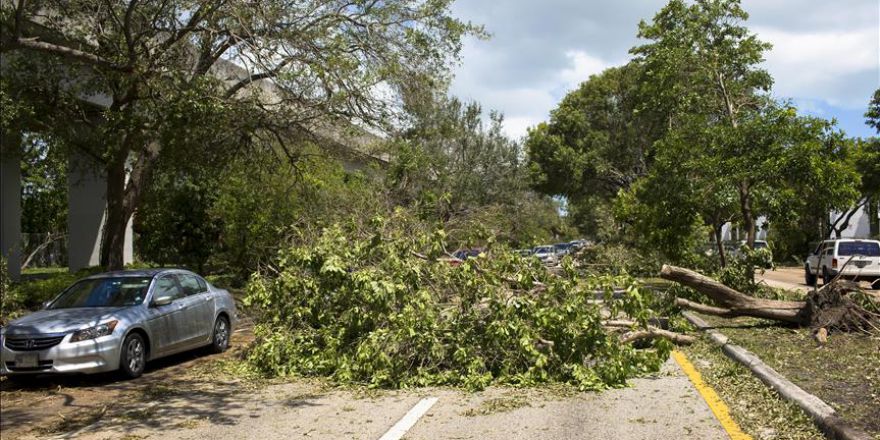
70, 320, 119, 342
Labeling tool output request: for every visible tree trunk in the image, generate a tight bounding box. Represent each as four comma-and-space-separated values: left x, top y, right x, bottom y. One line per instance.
660, 265, 806, 323
99, 144, 158, 270
869, 196, 879, 238
661, 265, 880, 332
101, 150, 129, 270
713, 224, 727, 268
738, 181, 755, 248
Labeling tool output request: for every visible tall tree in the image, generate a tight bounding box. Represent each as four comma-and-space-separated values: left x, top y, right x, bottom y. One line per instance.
631, 0, 772, 247
525, 63, 664, 238
862, 89, 880, 237
1, 0, 479, 269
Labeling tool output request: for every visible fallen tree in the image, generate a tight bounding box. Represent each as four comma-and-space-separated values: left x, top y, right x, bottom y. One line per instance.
661, 265, 880, 334
243, 213, 692, 390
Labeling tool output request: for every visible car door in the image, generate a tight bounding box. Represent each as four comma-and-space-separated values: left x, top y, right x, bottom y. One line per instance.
145, 275, 188, 354
177, 273, 214, 343
821, 245, 835, 271
808, 243, 824, 273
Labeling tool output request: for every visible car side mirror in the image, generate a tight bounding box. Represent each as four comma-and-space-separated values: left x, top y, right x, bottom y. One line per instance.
151, 295, 174, 307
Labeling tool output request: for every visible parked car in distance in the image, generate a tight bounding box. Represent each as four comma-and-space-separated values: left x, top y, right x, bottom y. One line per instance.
453, 248, 484, 261
0, 269, 237, 379
805, 239, 880, 287
568, 240, 590, 250
515, 249, 533, 257
553, 243, 573, 256
532, 246, 558, 266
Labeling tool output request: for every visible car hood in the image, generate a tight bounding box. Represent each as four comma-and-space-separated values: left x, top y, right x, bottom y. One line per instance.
3, 307, 127, 335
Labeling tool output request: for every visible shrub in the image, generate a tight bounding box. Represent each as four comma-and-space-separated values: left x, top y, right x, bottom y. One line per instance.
244, 212, 671, 390
1, 268, 100, 324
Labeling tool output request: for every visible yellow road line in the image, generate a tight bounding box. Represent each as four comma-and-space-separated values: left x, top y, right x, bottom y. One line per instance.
672, 350, 753, 440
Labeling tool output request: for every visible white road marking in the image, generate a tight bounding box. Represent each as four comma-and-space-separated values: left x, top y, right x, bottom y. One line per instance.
378, 397, 439, 440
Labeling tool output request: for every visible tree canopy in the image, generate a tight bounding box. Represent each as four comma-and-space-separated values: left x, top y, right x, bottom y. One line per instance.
1, 0, 481, 269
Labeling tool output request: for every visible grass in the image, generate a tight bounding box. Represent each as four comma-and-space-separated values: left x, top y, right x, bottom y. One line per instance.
696, 313, 880, 436
21, 266, 68, 276
682, 337, 823, 440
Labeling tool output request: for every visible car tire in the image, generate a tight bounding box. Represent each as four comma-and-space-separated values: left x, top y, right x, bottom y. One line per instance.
804, 266, 817, 287
210, 316, 230, 354
119, 333, 146, 379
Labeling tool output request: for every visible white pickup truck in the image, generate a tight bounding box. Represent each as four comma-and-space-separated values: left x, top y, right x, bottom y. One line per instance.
804, 239, 880, 287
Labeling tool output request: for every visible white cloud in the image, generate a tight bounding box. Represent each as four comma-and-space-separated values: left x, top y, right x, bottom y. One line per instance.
451, 47, 617, 139
448, 0, 879, 140
756, 26, 878, 108
557, 50, 614, 93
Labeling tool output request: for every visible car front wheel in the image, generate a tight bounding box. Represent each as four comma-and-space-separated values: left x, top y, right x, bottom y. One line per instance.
210, 316, 230, 354
120, 333, 146, 379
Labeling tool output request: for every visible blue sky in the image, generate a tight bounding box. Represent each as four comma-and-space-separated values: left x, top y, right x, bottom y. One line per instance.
448, 0, 879, 140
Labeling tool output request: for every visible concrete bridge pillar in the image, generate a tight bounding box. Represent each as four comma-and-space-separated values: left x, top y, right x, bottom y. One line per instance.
66, 149, 135, 272
67, 150, 106, 271
1, 133, 22, 281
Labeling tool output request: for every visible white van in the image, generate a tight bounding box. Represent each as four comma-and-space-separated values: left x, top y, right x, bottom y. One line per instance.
804, 239, 880, 287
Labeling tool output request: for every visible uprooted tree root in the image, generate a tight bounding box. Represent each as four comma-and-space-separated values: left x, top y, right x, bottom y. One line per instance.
661, 265, 880, 335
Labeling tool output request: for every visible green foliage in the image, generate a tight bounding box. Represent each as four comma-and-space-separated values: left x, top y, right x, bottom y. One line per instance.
1, 0, 483, 269
866, 88, 880, 133
20, 135, 68, 234
632, 0, 773, 123
717, 247, 773, 294
0, 257, 9, 321
525, 64, 663, 239
388, 96, 570, 248
1, 268, 101, 324
576, 244, 662, 278
137, 144, 385, 282
244, 212, 671, 390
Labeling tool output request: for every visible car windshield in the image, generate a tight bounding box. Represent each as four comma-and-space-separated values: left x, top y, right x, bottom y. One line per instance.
49, 277, 152, 309
837, 242, 880, 257
535, 247, 553, 253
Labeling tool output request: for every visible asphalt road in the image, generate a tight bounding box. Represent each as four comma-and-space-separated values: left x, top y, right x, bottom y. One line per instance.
2, 357, 731, 440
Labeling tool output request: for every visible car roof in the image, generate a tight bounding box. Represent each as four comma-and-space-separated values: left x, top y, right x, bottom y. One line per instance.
84, 268, 188, 279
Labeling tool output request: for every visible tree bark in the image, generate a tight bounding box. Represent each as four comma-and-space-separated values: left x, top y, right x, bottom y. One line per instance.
101, 149, 130, 270
713, 223, 727, 268
661, 265, 880, 332
868, 196, 879, 238
660, 265, 806, 324
99, 144, 159, 270
738, 181, 756, 248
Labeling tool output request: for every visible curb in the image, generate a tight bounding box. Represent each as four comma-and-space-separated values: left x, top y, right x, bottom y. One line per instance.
683, 312, 873, 440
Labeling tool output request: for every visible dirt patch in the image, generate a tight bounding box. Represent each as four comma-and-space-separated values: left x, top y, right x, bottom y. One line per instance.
696, 313, 880, 436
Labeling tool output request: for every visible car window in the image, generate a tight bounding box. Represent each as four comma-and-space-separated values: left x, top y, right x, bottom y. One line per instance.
837, 242, 880, 257
49, 277, 152, 309
154, 275, 183, 301
178, 274, 206, 296
196, 276, 208, 291
825, 248, 834, 256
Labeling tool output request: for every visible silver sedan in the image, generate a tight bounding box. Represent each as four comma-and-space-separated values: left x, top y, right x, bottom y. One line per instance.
0, 269, 237, 378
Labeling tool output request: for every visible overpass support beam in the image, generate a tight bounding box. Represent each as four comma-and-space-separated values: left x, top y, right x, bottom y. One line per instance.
67, 149, 134, 272
0, 133, 21, 281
